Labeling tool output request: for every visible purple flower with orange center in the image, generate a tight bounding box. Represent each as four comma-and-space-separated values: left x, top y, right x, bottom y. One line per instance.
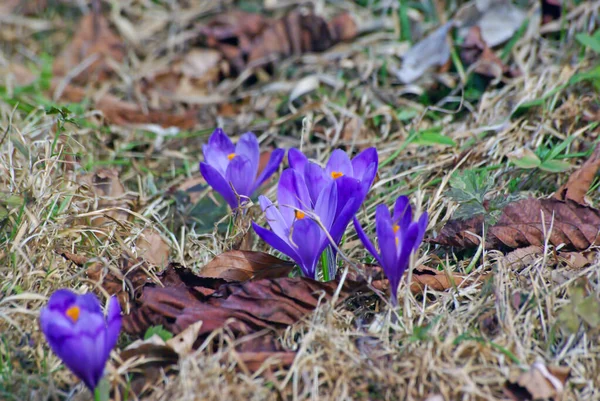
353, 196, 428, 306
288, 147, 378, 244
252, 168, 343, 278
200, 128, 285, 209
39, 289, 121, 392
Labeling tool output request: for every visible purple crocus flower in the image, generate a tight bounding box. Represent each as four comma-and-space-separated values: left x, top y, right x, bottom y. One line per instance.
200, 128, 285, 209
251, 168, 340, 279
288, 147, 378, 243
40, 289, 121, 392
353, 196, 428, 306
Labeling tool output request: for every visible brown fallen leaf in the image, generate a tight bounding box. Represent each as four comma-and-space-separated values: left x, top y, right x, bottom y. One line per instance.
431, 197, 600, 251
135, 228, 170, 268
54, 80, 198, 129
554, 143, 600, 205
200, 10, 358, 75
409, 265, 470, 294
504, 362, 571, 401
53, 13, 125, 84
78, 168, 131, 227
200, 250, 294, 282
500, 245, 543, 271
460, 26, 518, 79
432, 147, 600, 251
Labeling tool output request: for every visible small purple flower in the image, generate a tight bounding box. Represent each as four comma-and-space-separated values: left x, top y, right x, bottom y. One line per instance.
288, 147, 378, 243
40, 289, 121, 392
200, 128, 285, 209
252, 169, 339, 278
353, 196, 428, 306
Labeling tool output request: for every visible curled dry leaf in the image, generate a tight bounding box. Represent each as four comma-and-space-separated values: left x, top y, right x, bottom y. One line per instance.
135, 228, 170, 268
554, 143, 600, 205
432, 147, 600, 251
409, 265, 472, 294
52, 79, 197, 129
395, 22, 453, 84
431, 197, 600, 251
78, 168, 130, 227
53, 13, 125, 84
504, 362, 570, 401
200, 250, 294, 282
460, 26, 518, 79
200, 10, 358, 75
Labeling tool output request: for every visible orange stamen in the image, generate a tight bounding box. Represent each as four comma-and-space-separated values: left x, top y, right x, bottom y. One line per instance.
227, 153, 236, 160
330, 171, 343, 179
295, 210, 306, 219
66, 306, 80, 323
393, 224, 400, 234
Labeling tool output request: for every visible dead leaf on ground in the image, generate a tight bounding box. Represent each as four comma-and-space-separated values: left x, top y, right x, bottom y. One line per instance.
135, 228, 170, 268
409, 265, 473, 294
431, 197, 600, 251
394, 22, 453, 84
504, 362, 571, 401
432, 147, 600, 251
557, 278, 600, 333
199, 10, 358, 75
500, 245, 543, 271
200, 250, 294, 282
53, 80, 198, 129
53, 13, 125, 84
142, 49, 225, 103
117, 321, 202, 396
460, 26, 519, 79
78, 168, 131, 227
554, 143, 600, 205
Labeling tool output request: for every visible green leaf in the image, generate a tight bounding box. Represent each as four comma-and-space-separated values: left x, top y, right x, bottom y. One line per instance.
453, 201, 487, 220
144, 325, 173, 341
575, 295, 600, 328
507, 148, 541, 169
539, 159, 571, 173
411, 131, 457, 147
576, 32, 600, 54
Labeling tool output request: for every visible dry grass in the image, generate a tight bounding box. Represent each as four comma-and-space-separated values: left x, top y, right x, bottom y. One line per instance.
1, 0, 600, 400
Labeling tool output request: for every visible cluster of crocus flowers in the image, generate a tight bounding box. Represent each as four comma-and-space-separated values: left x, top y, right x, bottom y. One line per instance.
40, 289, 121, 393
200, 128, 428, 305
252, 147, 378, 279
354, 196, 428, 306
200, 128, 285, 210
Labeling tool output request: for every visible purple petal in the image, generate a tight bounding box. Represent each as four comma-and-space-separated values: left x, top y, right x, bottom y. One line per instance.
75, 293, 103, 314
325, 149, 353, 179
58, 335, 103, 391
393, 196, 412, 230
74, 312, 105, 337
358, 163, 377, 198
200, 162, 238, 209
314, 180, 337, 231
288, 148, 308, 172
105, 297, 121, 357
414, 212, 429, 251
259, 195, 289, 239
375, 204, 398, 283
226, 155, 254, 200
329, 177, 362, 244
305, 162, 330, 206
253, 148, 285, 192
392, 223, 422, 305
252, 222, 299, 263
353, 217, 383, 266
291, 219, 325, 279
277, 169, 312, 226
203, 128, 235, 176
40, 309, 76, 344
351, 147, 378, 182
46, 289, 77, 313
235, 132, 260, 180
